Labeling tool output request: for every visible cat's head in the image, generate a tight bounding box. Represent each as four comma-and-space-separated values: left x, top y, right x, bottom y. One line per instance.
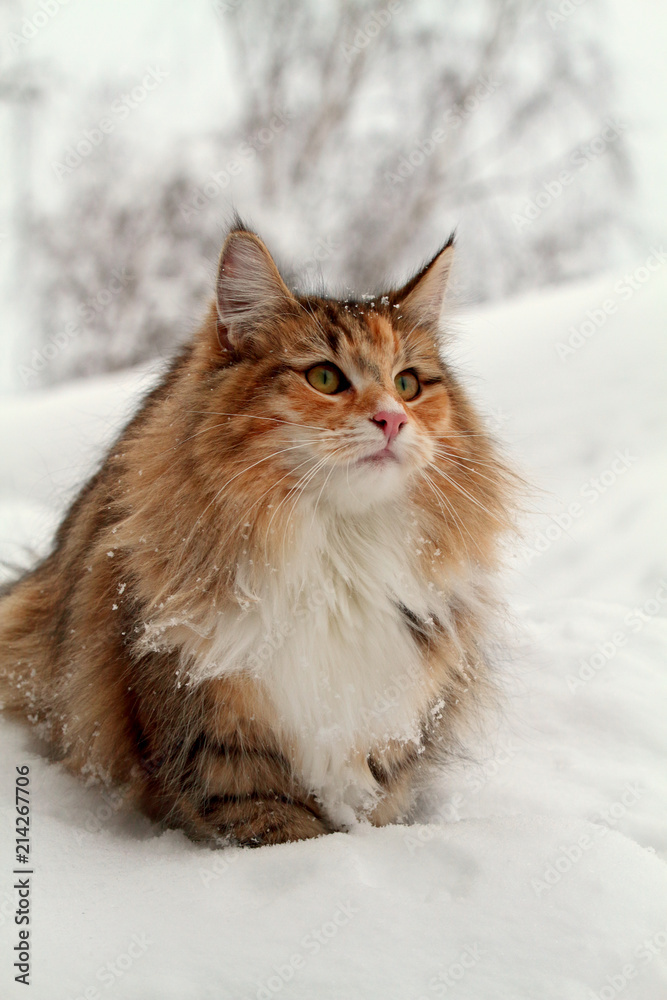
188, 224, 510, 551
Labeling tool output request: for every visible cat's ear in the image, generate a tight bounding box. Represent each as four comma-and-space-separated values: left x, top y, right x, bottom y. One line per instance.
215, 229, 295, 351
395, 236, 455, 330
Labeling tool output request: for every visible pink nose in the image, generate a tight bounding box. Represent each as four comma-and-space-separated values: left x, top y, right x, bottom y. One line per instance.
371, 409, 407, 444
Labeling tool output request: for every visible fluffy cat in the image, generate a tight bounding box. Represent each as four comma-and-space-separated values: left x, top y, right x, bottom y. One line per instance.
0, 223, 516, 846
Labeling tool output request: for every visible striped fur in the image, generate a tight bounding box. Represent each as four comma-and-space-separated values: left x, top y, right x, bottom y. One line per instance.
0, 225, 517, 846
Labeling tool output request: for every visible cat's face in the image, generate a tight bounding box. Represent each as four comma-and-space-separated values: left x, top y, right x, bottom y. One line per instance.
238, 300, 454, 512
188, 226, 507, 547
204, 228, 466, 515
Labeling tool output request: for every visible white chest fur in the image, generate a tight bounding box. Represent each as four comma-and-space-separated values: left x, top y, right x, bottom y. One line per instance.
163, 505, 448, 822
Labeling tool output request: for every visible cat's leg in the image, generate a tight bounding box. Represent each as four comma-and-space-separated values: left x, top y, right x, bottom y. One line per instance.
136, 674, 333, 847
366, 748, 421, 827
159, 740, 331, 846
176, 788, 330, 847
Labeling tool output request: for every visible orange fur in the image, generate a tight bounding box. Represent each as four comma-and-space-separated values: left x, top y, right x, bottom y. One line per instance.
0, 225, 517, 846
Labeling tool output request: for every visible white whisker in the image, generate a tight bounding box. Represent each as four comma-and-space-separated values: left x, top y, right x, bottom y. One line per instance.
175, 443, 316, 570
184, 410, 330, 433
427, 463, 504, 523
420, 470, 473, 563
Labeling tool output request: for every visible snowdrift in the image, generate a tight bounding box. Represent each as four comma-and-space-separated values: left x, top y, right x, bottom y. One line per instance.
1, 264, 666, 998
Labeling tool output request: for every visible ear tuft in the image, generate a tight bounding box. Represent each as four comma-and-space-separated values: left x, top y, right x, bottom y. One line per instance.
216, 229, 294, 351
397, 235, 455, 330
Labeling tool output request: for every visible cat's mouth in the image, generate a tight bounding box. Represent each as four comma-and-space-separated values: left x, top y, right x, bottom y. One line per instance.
358, 446, 400, 465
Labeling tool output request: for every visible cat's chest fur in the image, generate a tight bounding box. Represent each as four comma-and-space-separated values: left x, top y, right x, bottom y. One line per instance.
173, 505, 449, 821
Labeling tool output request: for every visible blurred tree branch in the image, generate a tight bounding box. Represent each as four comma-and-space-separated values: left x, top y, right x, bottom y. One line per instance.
24, 0, 636, 384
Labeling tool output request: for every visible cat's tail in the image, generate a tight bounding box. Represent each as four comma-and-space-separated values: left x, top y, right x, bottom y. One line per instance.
0, 571, 54, 719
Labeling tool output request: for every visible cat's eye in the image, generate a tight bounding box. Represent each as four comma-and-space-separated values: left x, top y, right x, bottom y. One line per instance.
306, 364, 348, 395
394, 370, 420, 401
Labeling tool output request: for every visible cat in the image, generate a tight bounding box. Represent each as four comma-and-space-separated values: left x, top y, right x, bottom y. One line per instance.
0, 222, 517, 846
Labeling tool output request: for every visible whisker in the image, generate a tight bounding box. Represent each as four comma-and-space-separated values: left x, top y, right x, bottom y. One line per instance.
310, 447, 346, 528
432, 445, 500, 467
183, 410, 330, 433
432, 449, 506, 485
266, 455, 326, 540
259, 460, 316, 565
427, 464, 505, 523
172, 423, 323, 453
420, 471, 473, 563
175, 443, 316, 569
441, 431, 497, 438
278, 456, 331, 565
236, 453, 323, 536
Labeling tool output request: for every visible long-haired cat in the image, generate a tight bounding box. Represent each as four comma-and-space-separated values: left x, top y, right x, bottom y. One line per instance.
0, 223, 516, 846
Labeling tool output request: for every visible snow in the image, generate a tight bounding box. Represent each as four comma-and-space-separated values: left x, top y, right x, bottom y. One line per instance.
1, 265, 666, 998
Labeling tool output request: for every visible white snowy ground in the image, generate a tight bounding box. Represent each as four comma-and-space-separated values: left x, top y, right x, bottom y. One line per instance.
0, 262, 666, 999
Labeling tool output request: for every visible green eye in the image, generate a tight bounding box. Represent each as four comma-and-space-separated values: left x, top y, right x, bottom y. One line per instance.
394, 370, 420, 401
306, 364, 347, 394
